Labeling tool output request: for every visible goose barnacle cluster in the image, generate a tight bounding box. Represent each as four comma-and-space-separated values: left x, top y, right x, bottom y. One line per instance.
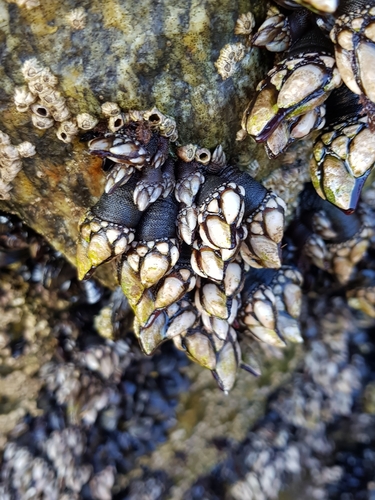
77, 107, 304, 391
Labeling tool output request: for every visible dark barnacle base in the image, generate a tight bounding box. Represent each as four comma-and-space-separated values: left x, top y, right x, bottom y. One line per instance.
76, 107, 306, 392
238, 0, 375, 212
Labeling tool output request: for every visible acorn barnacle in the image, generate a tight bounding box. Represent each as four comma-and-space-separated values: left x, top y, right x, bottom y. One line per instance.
0, 132, 36, 200
75, 106, 307, 392
66, 7, 87, 30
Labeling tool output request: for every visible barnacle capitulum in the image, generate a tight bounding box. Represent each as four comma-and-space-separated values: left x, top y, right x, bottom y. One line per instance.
242, 27, 341, 157
239, 266, 303, 346
330, 0, 375, 114
174, 159, 205, 207
252, 5, 292, 52
177, 205, 198, 246
274, 0, 338, 14
310, 85, 375, 212
294, 184, 373, 284
194, 163, 286, 267
240, 191, 286, 269
174, 324, 242, 392
77, 181, 141, 280
197, 176, 245, 255
123, 194, 180, 290
123, 248, 195, 332
88, 115, 171, 195
347, 270, 375, 317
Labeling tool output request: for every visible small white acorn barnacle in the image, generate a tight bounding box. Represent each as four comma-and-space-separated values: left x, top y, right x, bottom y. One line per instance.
234, 12, 255, 36
159, 116, 178, 141
195, 147, 211, 165
76, 113, 99, 130
126, 109, 145, 122
16, 141, 36, 158
31, 114, 54, 130
13, 86, 36, 112
177, 144, 197, 162
21, 58, 44, 82
215, 42, 246, 80
108, 113, 125, 132
56, 119, 79, 143
38, 68, 58, 88
66, 7, 87, 30
143, 107, 166, 129
51, 106, 71, 122
101, 101, 121, 117
0, 134, 36, 200
30, 102, 51, 118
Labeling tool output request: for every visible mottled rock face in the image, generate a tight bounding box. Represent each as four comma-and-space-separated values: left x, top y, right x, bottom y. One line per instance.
0, 0, 280, 286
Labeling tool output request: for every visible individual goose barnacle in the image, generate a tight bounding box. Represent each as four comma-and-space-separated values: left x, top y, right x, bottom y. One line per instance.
252, 5, 291, 53
178, 324, 242, 392
195, 258, 245, 338
194, 277, 240, 322
292, 183, 373, 284
135, 295, 198, 355
274, 0, 338, 14
310, 85, 375, 212
121, 193, 180, 292
240, 266, 304, 344
77, 178, 142, 280
239, 269, 285, 347
195, 163, 286, 267
252, 5, 313, 53
330, 0, 375, 120
177, 205, 198, 246
122, 241, 195, 328
133, 156, 176, 212
195, 165, 246, 258
190, 240, 225, 282
174, 159, 205, 206
242, 26, 341, 157
89, 135, 150, 194
132, 164, 165, 211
